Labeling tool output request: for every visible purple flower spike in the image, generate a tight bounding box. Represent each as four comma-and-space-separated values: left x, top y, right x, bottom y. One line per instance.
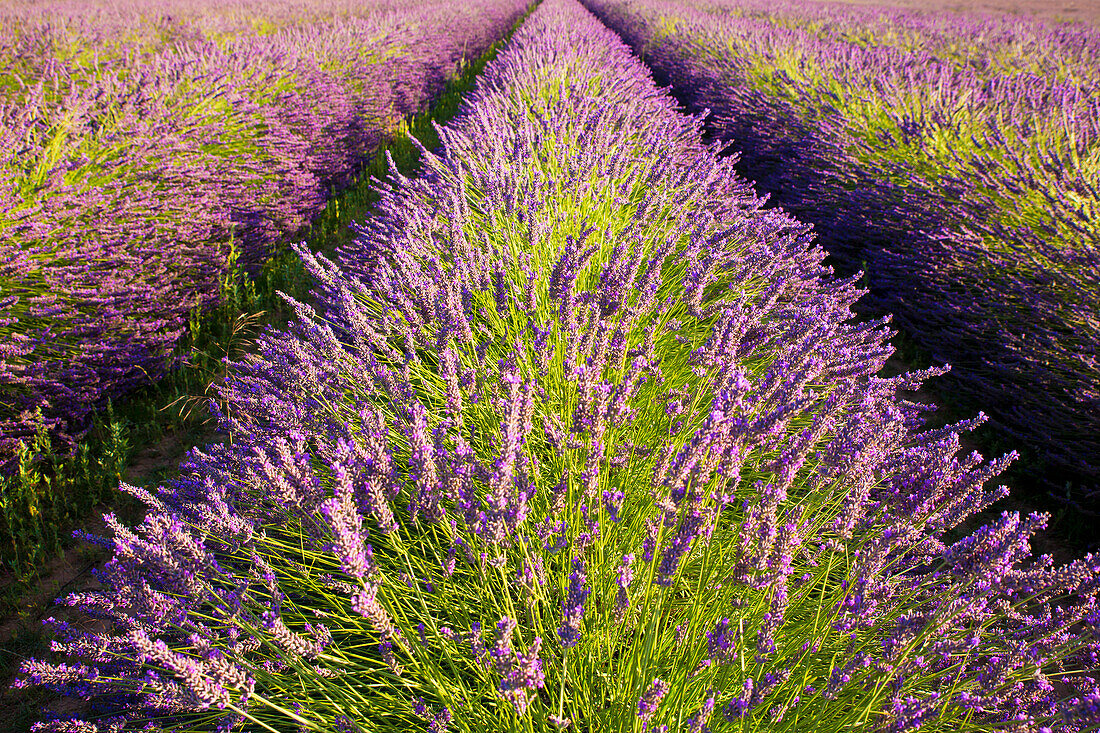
705, 618, 739, 666
558, 556, 591, 648
638, 677, 670, 721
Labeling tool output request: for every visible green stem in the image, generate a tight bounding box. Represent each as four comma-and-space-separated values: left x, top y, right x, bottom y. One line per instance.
226, 697, 319, 732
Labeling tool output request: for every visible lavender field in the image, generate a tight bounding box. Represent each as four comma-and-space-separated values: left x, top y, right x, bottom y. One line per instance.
0, 0, 529, 584
0, 0, 527, 466
3, 0, 1100, 730
581, 0, 1100, 512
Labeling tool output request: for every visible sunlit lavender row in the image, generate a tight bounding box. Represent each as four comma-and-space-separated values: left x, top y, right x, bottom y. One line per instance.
16, 0, 1099, 730
580, 0, 1100, 507
0, 0, 529, 466
693, 0, 1100, 81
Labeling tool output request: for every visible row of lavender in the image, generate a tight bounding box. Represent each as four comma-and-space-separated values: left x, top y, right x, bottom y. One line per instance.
0, 0, 529, 466
578, 0, 1100, 508
725, 1, 1100, 80
18, 0, 1100, 730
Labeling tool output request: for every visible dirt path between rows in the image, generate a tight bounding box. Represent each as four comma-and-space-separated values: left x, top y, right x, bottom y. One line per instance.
0, 426, 223, 732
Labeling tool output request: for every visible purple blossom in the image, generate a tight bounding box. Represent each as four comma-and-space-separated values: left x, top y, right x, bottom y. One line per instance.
705, 618, 739, 666
724, 678, 755, 720
350, 583, 392, 636
603, 488, 625, 522
614, 553, 635, 620
655, 506, 711, 587
685, 688, 717, 732
469, 622, 491, 670
638, 678, 669, 721
319, 454, 372, 579
558, 556, 590, 648
334, 714, 364, 733
413, 697, 453, 732
500, 637, 546, 714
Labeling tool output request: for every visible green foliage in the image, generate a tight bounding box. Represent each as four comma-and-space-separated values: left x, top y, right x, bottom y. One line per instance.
0, 0, 532, 645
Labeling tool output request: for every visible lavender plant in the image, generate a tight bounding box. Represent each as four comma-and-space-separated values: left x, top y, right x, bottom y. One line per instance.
579, 0, 1100, 508
14, 0, 1100, 731
0, 0, 530, 468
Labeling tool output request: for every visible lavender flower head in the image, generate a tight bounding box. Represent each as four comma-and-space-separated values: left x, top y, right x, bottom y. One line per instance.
559, 556, 591, 649
638, 678, 670, 721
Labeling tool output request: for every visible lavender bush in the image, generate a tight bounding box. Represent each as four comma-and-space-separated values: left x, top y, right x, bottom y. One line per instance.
578, 0, 1100, 508
0, 0, 529, 466
14, 0, 1100, 730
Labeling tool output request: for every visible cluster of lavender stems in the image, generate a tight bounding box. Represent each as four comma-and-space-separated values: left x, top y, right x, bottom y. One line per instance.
14, 0, 1100, 730
0, 0, 529, 467
579, 0, 1100, 508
